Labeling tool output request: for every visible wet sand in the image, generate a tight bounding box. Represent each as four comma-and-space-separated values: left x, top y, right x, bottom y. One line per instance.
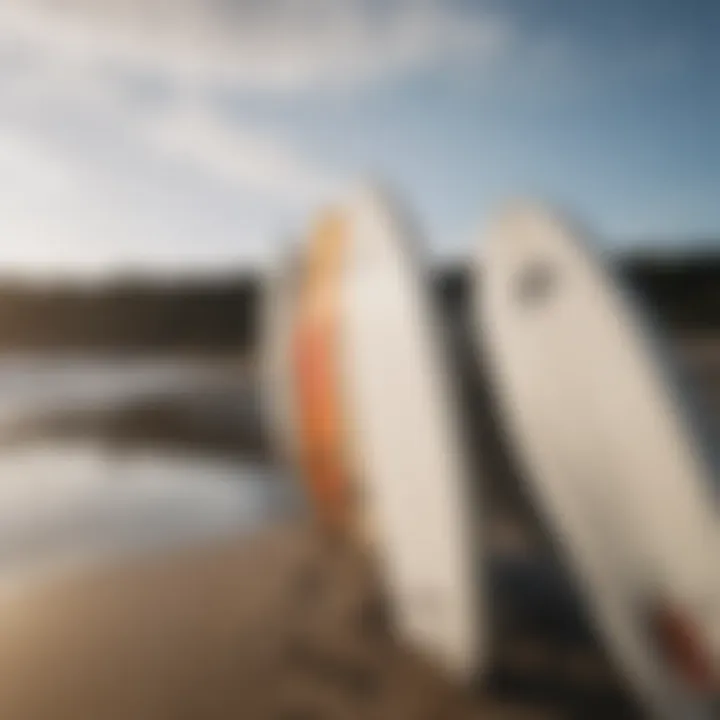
0, 523, 640, 720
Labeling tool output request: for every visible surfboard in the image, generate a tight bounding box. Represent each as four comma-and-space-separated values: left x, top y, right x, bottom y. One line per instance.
340, 187, 481, 677
287, 187, 482, 679
475, 202, 718, 717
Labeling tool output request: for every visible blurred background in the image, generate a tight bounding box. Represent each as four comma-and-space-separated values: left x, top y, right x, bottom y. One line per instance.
0, 0, 718, 501
0, 2, 718, 716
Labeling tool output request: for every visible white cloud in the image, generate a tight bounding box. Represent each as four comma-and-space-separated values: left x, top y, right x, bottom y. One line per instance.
0, 0, 512, 224
141, 103, 336, 204
0, 2, 342, 212
0, 0, 512, 92
0, 119, 291, 276
4, 75, 336, 207
0, 0, 513, 274
0, 128, 81, 195
0, 127, 136, 274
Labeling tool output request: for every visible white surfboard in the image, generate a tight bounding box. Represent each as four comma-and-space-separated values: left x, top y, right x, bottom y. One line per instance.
475, 203, 718, 718
341, 187, 482, 678
277, 187, 482, 679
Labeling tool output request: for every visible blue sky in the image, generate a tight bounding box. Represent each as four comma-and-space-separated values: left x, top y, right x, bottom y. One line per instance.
0, 0, 717, 276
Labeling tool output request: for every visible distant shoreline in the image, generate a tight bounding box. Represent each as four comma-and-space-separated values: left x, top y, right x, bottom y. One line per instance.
0, 256, 718, 355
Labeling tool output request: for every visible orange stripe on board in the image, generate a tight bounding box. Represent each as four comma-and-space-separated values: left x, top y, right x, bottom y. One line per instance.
293, 211, 353, 531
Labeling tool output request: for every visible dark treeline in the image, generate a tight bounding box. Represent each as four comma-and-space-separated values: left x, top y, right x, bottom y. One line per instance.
0, 275, 258, 353
622, 256, 720, 333
0, 253, 718, 353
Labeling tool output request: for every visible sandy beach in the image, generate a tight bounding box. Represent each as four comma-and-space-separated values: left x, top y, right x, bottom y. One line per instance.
0, 521, 642, 720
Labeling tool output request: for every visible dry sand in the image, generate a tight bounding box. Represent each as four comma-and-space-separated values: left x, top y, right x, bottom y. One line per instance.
0, 523, 641, 720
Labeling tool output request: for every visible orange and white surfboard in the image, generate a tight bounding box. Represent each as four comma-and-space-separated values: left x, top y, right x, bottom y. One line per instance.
266, 186, 483, 680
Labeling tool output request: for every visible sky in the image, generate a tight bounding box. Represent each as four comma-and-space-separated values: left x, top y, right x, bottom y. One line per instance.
0, 0, 718, 277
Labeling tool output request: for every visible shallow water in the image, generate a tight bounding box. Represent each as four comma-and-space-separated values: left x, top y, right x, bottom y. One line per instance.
0, 354, 225, 423
0, 355, 291, 585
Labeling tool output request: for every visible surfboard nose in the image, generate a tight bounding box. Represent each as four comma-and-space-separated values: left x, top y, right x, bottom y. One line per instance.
485, 202, 559, 255
480, 204, 568, 315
